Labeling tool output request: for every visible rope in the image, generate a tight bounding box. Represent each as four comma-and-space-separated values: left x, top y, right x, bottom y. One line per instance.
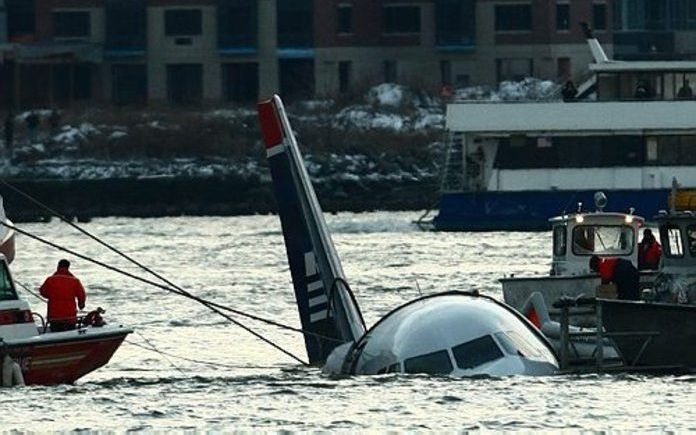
2, 220, 310, 366
15, 279, 272, 372
0, 180, 342, 344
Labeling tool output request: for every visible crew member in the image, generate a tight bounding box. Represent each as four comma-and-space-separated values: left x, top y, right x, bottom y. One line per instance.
589, 255, 640, 300
39, 259, 87, 332
0, 340, 24, 387
638, 229, 662, 270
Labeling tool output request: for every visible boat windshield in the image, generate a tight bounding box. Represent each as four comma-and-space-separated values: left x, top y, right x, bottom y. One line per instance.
572, 225, 634, 256
0, 262, 17, 301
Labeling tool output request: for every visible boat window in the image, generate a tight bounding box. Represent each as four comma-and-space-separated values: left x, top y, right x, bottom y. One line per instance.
0, 262, 17, 301
403, 350, 453, 375
553, 225, 566, 256
572, 225, 634, 256
660, 225, 684, 258
451, 335, 504, 370
687, 226, 696, 257
377, 362, 401, 374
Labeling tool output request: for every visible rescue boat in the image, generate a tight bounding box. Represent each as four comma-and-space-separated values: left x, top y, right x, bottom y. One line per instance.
0, 200, 131, 385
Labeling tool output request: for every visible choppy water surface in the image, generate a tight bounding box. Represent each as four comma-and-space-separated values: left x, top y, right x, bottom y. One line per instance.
2, 212, 694, 431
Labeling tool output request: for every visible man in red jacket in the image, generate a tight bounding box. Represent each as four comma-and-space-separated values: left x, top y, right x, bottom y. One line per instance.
39, 259, 87, 332
590, 255, 640, 300
638, 229, 662, 270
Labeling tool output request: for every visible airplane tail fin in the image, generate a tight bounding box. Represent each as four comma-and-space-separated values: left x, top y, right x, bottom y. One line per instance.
257, 95, 366, 365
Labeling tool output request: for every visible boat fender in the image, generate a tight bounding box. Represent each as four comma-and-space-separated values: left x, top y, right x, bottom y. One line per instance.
0, 341, 25, 387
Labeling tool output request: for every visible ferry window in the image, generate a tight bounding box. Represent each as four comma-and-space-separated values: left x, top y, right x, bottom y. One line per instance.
687, 226, 696, 257
553, 226, 567, 256
404, 350, 453, 375
660, 226, 684, 258
572, 225, 634, 256
452, 335, 504, 370
0, 263, 17, 301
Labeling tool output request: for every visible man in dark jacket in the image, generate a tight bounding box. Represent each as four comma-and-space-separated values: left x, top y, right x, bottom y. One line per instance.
39, 259, 87, 332
638, 229, 662, 270
590, 255, 640, 300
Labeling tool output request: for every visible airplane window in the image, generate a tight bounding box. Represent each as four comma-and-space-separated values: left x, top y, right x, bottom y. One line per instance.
451, 335, 504, 370
404, 350, 453, 375
495, 331, 541, 358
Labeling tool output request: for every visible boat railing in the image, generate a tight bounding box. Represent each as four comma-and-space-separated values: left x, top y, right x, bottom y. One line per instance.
553, 297, 669, 373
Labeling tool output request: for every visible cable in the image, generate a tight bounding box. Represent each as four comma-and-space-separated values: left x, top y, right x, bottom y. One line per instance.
0, 180, 343, 344
0, 221, 310, 366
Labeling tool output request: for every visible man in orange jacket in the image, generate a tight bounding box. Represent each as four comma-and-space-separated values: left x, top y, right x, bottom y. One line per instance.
590, 255, 640, 300
39, 259, 87, 332
638, 229, 662, 270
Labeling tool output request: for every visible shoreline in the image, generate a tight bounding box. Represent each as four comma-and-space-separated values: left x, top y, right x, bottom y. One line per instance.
1, 176, 439, 222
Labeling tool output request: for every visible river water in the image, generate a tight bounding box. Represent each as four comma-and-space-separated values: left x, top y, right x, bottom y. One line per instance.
1, 212, 694, 431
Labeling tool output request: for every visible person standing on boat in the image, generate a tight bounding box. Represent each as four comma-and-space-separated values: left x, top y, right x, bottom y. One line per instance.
589, 256, 640, 300
638, 229, 662, 270
39, 259, 87, 332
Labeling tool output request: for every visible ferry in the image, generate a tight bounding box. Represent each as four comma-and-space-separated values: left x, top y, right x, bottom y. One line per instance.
431, 28, 696, 231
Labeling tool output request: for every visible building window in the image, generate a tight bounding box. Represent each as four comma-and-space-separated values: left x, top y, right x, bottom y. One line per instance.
167, 64, 203, 105
112, 64, 147, 105
164, 9, 202, 37
593, 3, 607, 30
337, 4, 352, 34
496, 58, 533, 82
440, 60, 452, 85
277, 0, 313, 47
218, 0, 257, 48
435, 0, 475, 46
384, 60, 397, 82
106, 0, 146, 50
383, 5, 421, 34
6, 0, 35, 38
279, 59, 314, 100
495, 4, 531, 31
557, 57, 571, 79
223, 63, 259, 103
53, 11, 91, 38
338, 61, 351, 93
556, 3, 569, 31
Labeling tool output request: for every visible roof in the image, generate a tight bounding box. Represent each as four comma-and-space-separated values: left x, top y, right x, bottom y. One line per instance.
590, 61, 696, 73
446, 101, 696, 135
548, 212, 645, 224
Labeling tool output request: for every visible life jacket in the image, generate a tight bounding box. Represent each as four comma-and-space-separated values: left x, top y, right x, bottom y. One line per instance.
598, 258, 619, 283
39, 268, 86, 324
638, 241, 662, 269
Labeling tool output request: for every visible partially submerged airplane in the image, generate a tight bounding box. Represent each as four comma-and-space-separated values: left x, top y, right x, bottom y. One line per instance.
257, 96, 559, 377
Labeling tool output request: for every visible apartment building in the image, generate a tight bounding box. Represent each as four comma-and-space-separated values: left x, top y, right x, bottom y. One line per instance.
0, 0, 692, 109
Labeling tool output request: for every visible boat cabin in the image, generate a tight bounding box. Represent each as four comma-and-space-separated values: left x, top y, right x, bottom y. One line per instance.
550, 210, 644, 277
592, 61, 696, 102
656, 211, 696, 274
